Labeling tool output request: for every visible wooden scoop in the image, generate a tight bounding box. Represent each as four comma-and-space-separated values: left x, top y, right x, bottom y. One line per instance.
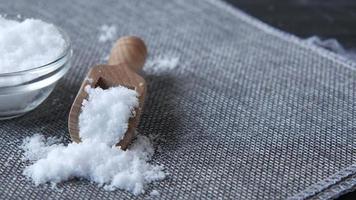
68, 36, 147, 150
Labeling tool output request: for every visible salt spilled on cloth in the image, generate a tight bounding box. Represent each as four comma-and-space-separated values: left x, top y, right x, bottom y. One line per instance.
150, 189, 160, 197
98, 24, 117, 43
21, 86, 166, 195
0, 16, 65, 73
144, 56, 180, 74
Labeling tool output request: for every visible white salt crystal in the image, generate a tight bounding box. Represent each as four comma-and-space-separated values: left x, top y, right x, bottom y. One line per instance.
21, 134, 63, 161
85, 77, 94, 84
21, 86, 166, 195
145, 56, 179, 74
22, 135, 165, 195
150, 190, 160, 197
79, 86, 139, 145
98, 24, 117, 43
0, 16, 65, 73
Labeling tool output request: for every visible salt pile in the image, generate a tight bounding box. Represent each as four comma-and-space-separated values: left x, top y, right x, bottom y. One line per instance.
0, 16, 65, 73
21, 86, 166, 195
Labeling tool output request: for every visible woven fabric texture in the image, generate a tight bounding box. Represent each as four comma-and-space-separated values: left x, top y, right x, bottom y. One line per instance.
0, 0, 355, 199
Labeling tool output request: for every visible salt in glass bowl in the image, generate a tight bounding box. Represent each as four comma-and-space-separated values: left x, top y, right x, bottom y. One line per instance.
0, 23, 72, 120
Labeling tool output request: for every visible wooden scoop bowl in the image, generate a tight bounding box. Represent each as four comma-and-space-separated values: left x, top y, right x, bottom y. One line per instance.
68, 36, 147, 150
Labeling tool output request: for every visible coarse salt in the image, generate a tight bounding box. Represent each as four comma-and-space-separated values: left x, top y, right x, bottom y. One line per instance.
79, 86, 139, 145
21, 86, 166, 195
150, 190, 160, 197
0, 16, 65, 74
98, 24, 117, 43
144, 56, 179, 74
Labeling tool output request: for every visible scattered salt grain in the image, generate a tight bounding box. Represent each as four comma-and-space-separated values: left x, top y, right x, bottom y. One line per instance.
98, 24, 117, 43
145, 56, 180, 74
85, 77, 94, 84
0, 16, 65, 73
21, 86, 166, 195
4, 155, 14, 167
150, 190, 160, 197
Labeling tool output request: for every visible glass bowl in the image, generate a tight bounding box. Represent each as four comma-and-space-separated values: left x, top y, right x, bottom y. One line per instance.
0, 25, 72, 120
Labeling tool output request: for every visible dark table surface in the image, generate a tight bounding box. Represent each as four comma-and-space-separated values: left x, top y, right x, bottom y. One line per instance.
224, 0, 356, 199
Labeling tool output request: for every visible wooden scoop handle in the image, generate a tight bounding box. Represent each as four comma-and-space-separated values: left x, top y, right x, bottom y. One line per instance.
108, 36, 147, 72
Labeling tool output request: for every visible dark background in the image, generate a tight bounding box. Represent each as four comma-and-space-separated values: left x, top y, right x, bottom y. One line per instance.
224, 0, 356, 199
225, 0, 356, 49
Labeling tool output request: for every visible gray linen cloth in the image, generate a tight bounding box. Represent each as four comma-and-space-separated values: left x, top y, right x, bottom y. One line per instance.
0, 0, 355, 199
